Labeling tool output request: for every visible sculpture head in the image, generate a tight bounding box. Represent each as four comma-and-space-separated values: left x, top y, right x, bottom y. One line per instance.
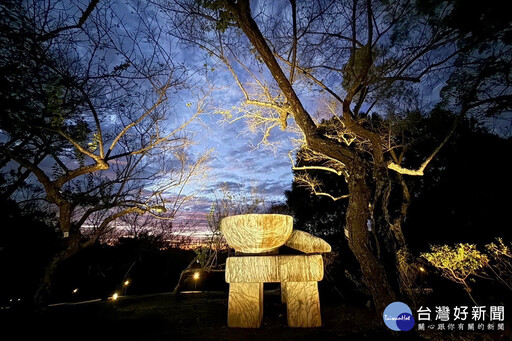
220, 214, 293, 254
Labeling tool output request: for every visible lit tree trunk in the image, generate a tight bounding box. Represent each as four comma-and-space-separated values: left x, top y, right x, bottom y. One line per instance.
221, 0, 399, 313
346, 162, 396, 314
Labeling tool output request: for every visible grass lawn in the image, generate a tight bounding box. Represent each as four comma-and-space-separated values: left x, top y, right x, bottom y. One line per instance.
1, 291, 508, 340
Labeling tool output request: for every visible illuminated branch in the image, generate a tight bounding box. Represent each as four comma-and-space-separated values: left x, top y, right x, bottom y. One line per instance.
387, 122, 452, 176
292, 165, 345, 176
220, 53, 250, 100
244, 99, 283, 111
295, 173, 349, 201
54, 162, 109, 188
274, 54, 346, 108
387, 86, 478, 176
229, 49, 276, 102
224, 0, 355, 165
106, 76, 173, 159
53, 129, 104, 163
387, 130, 449, 176
313, 191, 350, 201
167, 149, 212, 217
275, 53, 386, 154
288, 150, 346, 176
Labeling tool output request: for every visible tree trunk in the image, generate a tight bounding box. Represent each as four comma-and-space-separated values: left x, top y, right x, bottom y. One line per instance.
34, 234, 81, 305
34, 253, 62, 305
345, 164, 396, 314
223, 0, 397, 314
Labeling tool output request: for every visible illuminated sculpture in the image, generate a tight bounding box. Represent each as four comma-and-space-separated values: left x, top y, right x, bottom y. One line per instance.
221, 214, 331, 328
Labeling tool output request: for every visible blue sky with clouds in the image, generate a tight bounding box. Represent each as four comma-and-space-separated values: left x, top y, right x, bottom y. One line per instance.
175, 105, 297, 230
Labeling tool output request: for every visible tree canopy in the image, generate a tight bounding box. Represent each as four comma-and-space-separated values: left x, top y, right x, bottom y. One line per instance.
0, 0, 209, 302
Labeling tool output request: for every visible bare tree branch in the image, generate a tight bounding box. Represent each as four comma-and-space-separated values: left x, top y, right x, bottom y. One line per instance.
38, 0, 100, 41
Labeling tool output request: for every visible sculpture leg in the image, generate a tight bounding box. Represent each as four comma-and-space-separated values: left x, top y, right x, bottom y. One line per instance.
281, 282, 288, 304
285, 281, 322, 327
227, 282, 264, 328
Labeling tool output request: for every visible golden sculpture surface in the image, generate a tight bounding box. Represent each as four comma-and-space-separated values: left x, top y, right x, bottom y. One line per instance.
221, 214, 331, 328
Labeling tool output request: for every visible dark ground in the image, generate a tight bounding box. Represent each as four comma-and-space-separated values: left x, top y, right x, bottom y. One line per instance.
1, 291, 509, 341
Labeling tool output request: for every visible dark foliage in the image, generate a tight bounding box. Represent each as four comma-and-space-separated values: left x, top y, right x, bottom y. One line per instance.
0, 198, 196, 305
0, 198, 59, 305
285, 111, 512, 305
404, 114, 512, 251
287, 111, 512, 253
50, 239, 196, 303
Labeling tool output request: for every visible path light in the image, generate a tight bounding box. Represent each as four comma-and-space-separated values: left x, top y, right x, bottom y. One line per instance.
193, 272, 200, 291
112, 292, 119, 301
122, 279, 131, 295
72, 288, 79, 294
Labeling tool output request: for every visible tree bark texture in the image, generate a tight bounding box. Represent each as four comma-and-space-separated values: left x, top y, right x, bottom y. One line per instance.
346, 162, 396, 314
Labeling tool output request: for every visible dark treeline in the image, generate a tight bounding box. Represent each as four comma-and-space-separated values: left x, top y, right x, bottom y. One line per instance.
0, 201, 197, 305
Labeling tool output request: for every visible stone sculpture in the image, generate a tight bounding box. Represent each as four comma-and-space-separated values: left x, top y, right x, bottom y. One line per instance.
221, 214, 331, 328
